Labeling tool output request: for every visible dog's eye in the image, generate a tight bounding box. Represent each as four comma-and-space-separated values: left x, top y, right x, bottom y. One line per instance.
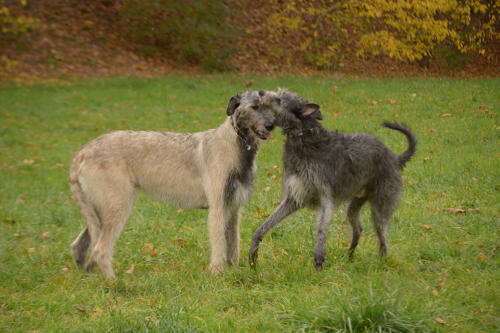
251, 105, 259, 110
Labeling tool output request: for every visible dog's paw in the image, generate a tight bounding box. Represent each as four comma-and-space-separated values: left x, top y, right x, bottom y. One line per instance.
314, 257, 324, 271
208, 263, 224, 275
248, 246, 259, 268
85, 261, 95, 273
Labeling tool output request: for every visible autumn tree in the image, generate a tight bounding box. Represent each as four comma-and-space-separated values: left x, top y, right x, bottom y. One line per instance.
247, 0, 498, 69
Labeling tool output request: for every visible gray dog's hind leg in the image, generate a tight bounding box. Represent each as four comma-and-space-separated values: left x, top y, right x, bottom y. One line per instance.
346, 197, 367, 260
313, 196, 333, 271
249, 197, 300, 267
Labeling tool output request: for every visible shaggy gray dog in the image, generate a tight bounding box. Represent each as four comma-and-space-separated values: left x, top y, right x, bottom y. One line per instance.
249, 89, 416, 270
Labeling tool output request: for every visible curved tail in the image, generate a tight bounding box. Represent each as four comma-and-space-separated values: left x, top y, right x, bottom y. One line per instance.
382, 121, 417, 168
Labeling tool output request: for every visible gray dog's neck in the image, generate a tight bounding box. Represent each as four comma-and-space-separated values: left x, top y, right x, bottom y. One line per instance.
281, 117, 327, 140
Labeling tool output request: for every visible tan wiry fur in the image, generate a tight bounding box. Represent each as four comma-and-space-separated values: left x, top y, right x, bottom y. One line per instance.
69, 91, 274, 278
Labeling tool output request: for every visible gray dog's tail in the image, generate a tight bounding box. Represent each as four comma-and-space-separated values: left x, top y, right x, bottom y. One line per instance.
383, 121, 417, 168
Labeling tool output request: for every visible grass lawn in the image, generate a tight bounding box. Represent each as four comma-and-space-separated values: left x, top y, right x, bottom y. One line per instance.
0, 75, 498, 332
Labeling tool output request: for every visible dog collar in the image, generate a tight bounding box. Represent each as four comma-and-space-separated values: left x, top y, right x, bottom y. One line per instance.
230, 116, 252, 151
297, 128, 320, 136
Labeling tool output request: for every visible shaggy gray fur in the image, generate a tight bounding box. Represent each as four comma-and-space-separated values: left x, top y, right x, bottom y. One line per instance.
249, 89, 416, 270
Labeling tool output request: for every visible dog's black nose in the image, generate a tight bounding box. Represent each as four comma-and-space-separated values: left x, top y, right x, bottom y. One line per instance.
265, 122, 274, 131
259, 90, 266, 97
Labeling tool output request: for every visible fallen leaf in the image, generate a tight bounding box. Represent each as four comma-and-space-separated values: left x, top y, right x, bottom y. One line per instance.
468, 208, 480, 213
332, 86, 338, 92
125, 263, 135, 274
76, 306, 89, 313
4, 218, 21, 225
17, 194, 27, 204
176, 208, 183, 213
420, 224, 432, 231
446, 208, 466, 214
441, 113, 452, 118
144, 243, 154, 251
42, 232, 50, 239
432, 289, 439, 296
477, 253, 488, 262
62, 266, 71, 271
258, 208, 264, 217
173, 238, 187, 248
472, 177, 478, 182
23, 159, 34, 165
423, 156, 430, 163
410, 93, 417, 98
263, 186, 271, 192
435, 318, 445, 325
145, 316, 160, 327
27, 247, 35, 253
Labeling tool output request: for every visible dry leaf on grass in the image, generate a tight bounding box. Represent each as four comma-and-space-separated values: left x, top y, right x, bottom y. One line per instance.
446, 208, 466, 214
125, 263, 135, 274
435, 318, 445, 325
173, 238, 187, 248
477, 253, 488, 262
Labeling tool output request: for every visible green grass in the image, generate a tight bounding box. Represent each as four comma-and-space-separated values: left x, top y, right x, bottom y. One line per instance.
0, 75, 499, 332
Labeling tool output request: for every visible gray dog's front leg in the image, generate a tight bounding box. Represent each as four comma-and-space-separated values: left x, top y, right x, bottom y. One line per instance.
249, 197, 299, 267
314, 196, 333, 271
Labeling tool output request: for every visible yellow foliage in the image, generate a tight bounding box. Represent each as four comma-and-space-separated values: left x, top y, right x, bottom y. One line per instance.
0, 0, 39, 37
256, 0, 498, 68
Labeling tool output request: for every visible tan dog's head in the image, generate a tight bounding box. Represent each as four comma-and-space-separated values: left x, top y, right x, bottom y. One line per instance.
226, 90, 275, 141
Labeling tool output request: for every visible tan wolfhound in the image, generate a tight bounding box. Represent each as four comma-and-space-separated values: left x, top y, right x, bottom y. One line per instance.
69, 90, 275, 278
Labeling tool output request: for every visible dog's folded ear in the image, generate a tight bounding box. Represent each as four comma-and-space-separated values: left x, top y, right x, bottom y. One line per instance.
300, 103, 323, 120
226, 94, 241, 116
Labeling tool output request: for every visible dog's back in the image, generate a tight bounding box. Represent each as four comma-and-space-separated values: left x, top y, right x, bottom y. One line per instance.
70, 130, 210, 209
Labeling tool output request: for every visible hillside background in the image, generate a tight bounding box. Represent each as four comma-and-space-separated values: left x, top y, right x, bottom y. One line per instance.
1, 0, 498, 81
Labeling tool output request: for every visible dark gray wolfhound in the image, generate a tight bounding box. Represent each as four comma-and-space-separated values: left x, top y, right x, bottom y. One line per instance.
69, 90, 275, 278
249, 89, 416, 270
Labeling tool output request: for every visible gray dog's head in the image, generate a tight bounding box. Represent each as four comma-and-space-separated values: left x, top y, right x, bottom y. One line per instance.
258, 88, 322, 131
226, 90, 275, 141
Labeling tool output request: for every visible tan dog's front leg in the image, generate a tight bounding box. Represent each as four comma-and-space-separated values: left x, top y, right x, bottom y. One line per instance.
207, 206, 227, 274
225, 208, 241, 266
